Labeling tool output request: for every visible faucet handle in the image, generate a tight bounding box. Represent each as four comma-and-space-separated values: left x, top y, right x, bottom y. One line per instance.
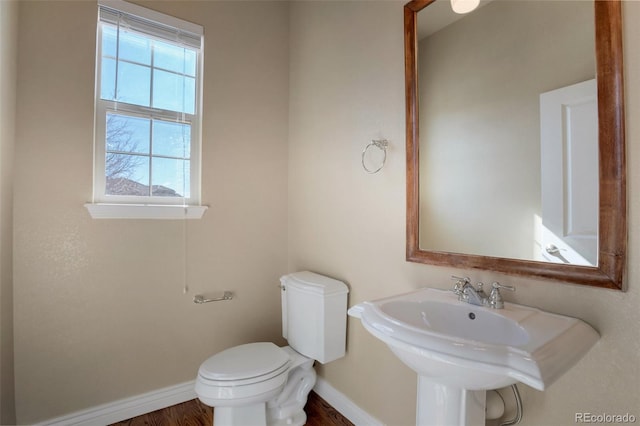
475, 282, 487, 296
450, 276, 470, 299
451, 275, 471, 284
491, 282, 515, 292
488, 282, 515, 309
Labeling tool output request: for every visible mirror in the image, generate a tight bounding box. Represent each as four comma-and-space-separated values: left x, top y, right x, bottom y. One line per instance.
418, 1, 597, 266
405, 0, 626, 290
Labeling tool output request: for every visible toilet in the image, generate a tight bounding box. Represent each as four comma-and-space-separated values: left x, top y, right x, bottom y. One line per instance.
195, 271, 349, 426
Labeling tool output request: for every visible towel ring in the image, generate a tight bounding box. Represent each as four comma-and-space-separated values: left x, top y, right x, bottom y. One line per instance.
362, 139, 388, 174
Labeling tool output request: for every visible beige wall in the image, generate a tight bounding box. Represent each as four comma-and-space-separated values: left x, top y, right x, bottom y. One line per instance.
0, 1, 18, 423
289, 1, 640, 425
418, 1, 595, 261
13, 1, 289, 423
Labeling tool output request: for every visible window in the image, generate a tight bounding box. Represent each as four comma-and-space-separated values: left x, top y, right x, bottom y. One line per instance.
88, 0, 206, 219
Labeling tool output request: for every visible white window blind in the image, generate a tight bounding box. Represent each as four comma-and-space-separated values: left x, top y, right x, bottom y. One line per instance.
98, 0, 202, 49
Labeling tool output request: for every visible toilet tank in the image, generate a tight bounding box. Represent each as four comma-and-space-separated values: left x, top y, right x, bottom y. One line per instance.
280, 271, 349, 364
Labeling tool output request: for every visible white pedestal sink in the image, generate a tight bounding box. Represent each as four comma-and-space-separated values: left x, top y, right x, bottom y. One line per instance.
348, 288, 599, 426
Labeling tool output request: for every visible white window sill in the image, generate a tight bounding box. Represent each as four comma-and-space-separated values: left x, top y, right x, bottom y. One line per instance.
85, 203, 208, 220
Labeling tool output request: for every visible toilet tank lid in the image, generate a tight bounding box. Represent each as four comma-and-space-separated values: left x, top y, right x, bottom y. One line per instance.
280, 271, 349, 295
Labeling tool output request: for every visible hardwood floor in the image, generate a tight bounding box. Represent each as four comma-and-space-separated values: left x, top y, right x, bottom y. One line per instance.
110, 398, 211, 426
109, 391, 353, 426
303, 392, 353, 426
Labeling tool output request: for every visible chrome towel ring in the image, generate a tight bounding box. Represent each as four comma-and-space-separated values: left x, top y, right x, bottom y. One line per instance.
362, 139, 388, 174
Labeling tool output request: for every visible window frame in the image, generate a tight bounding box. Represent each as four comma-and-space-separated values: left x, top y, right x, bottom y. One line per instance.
89, 0, 205, 218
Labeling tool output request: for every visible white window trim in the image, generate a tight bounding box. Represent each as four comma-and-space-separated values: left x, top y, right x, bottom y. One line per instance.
85, 203, 207, 220
87, 0, 206, 220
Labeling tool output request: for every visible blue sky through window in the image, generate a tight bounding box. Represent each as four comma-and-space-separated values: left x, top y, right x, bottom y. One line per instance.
101, 25, 196, 114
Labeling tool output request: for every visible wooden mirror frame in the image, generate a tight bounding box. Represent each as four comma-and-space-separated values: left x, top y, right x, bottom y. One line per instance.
405, 0, 626, 290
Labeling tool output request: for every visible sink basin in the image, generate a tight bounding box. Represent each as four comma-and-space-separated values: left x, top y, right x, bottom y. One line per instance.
349, 288, 599, 425
349, 288, 598, 390
379, 299, 529, 346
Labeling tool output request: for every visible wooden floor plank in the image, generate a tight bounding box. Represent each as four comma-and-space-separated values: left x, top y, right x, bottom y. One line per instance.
109, 391, 352, 426
304, 392, 354, 426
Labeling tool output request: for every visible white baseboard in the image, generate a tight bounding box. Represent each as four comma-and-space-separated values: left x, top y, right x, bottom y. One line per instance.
36, 376, 381, 426
313, 377, 384, 426
36, 380, 197, 426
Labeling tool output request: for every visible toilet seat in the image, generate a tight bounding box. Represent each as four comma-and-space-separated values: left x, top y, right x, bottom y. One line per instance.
195, 342, 292, 407
198, 342, 290, 384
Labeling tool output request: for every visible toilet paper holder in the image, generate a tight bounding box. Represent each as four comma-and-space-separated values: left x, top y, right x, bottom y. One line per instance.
194, 291, 234, 304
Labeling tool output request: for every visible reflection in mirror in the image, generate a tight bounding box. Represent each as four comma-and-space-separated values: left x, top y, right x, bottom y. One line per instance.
404, 0, 626, 290
417, 0, 596, 266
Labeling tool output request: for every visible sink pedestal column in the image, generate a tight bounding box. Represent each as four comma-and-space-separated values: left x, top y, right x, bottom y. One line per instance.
416, 377, 486, 426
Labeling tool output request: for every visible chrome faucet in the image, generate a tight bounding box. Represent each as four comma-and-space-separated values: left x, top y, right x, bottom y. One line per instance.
451, 276, 515, 309
463, 281, 488, 306
451, 276, 486, 305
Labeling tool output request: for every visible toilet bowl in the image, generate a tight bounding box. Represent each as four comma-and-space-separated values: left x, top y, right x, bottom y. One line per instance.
195, 271, 348, 426
196, 343, 316, 426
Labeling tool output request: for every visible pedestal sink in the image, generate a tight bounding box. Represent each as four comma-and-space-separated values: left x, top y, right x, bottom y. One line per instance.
348, 288, 599, 426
